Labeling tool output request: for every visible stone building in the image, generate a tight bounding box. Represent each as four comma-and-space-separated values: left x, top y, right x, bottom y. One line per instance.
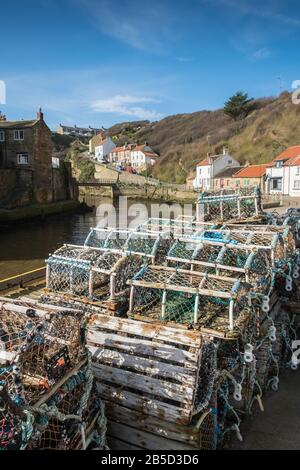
0, 110, 77, 208
233, 164, 268, 193
214, 166, 242, 190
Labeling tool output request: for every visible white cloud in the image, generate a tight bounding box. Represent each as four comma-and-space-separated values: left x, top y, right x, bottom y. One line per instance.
253, 47, 271, 60
70, 0, 177, 52
91, 95, 162, 120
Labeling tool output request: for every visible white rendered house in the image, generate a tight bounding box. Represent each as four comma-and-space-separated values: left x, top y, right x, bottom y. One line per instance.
265, 146, 300, 197
193, 148, 240, 190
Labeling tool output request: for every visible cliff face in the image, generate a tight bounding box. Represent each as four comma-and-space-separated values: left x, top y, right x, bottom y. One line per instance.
107, 92, 300, 183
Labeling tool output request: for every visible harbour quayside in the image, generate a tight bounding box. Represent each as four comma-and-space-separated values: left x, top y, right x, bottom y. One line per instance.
1, 187, 300, 451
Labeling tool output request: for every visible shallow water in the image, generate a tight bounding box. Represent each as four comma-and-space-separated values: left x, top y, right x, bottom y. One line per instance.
0, 197, 190, 279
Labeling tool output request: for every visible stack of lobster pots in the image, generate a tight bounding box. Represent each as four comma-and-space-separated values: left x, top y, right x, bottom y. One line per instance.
0, 298, 108, 450
22, 188, 300, 450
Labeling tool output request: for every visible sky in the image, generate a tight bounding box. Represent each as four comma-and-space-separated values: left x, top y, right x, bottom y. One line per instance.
1, 0, 300, 130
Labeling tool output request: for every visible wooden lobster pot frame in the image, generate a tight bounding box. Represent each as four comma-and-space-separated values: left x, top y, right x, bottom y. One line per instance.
168, 230, 285, 271
87, 313, 217, 450
0, 299, 85, 405
221, 223, 296, 259
127, 265, 251, 333
167, 238, 272, 294
136, 217, 217, 239
83, 227, 170, 263
46, 245, 143, 301
196, 187, 262, 223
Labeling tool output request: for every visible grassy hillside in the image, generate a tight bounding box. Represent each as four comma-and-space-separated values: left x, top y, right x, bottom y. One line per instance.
107, 92, 300, 183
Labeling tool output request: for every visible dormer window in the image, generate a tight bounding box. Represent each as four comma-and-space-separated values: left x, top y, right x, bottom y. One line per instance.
275, 161, 283, 168
14, 130, 24, 140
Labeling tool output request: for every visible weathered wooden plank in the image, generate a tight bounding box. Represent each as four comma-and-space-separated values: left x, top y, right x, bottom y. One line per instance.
107, 436, 144, 450
88, 314, 202, 348
107, 421, 199, 450
93, 363, 194, 404
95, 382, 191, 425
105, 402, 200, 445
89, 345, 196, 385
87, 330, 198, 367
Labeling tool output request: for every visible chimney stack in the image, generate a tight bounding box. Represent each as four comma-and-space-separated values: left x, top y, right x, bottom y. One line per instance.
0, 111, 7, 122
37, 107, 44, 121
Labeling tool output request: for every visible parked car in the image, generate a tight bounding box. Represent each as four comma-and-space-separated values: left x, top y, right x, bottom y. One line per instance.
116, 165, 125, 171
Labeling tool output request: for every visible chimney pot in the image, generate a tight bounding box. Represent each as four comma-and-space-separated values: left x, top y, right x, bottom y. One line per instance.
37, 107, 44, 121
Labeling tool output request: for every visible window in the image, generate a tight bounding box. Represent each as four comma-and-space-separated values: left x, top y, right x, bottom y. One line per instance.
275, 161, 283, 168
17, 153, 29, 165
14, 130, 24, 140
272, 178, 282, 190
0, 131, 5, 142
297, 167, 300, 175
244, 179, 249, 186
236, 180, 240, 187
294, 180, 300, 190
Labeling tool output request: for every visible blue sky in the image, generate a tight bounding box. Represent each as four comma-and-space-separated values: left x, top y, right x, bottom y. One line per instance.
1, 0, 300, 129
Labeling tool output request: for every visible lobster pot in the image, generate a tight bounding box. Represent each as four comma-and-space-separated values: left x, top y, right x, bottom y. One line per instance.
47, 247, 145, 301
87, 313, 218, 450
222, 223, 296, 259
136, 218, 217, 239
47, 257, 91, 297
167, 238, 271, 292
127, 265, 251, 335
84, 227, 169, 264
0, 300, 85, 405
27, 366, 107, 450
196, 188, 262, 223
254, 343, 271, 391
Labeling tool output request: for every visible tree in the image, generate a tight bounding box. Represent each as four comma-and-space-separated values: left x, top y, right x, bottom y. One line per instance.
224, 91, 254, 121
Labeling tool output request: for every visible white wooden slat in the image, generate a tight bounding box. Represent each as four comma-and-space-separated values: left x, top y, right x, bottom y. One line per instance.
93, 363, 194, 404
107, 421, 199, 450
95, 382, 191, 425
89, 314, 201, 348
87, 330, 198, 367
89, 346, 197, 385
105, 402, 200, 445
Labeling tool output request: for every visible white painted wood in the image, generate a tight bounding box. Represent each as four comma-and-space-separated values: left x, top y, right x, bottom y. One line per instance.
87, 330, 198, 366
89, 345, 196, 385
95, 382, 191, 425
105, 402, 200, 445
93, 363, 194, 404
88, 314, 202, 348
107, 421, 199, 450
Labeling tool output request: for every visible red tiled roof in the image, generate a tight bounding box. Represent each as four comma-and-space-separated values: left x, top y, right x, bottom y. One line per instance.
274, 146, 300, 160
198, 159, 209, 166
271, 146, 300, 162
144, 151, 158, 158
285, 155, 300, 166
111, 146, 130, 153
233, 164, 268, 178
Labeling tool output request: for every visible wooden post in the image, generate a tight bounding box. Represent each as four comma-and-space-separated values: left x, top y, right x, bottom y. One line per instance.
194, 294, 199, 324
229, 299, 234, 331
161, 290, 167, 319
129, 286, 135, 313
89, 271, 93, 297
110, 274, 116, 300
46, 264, 50, 288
